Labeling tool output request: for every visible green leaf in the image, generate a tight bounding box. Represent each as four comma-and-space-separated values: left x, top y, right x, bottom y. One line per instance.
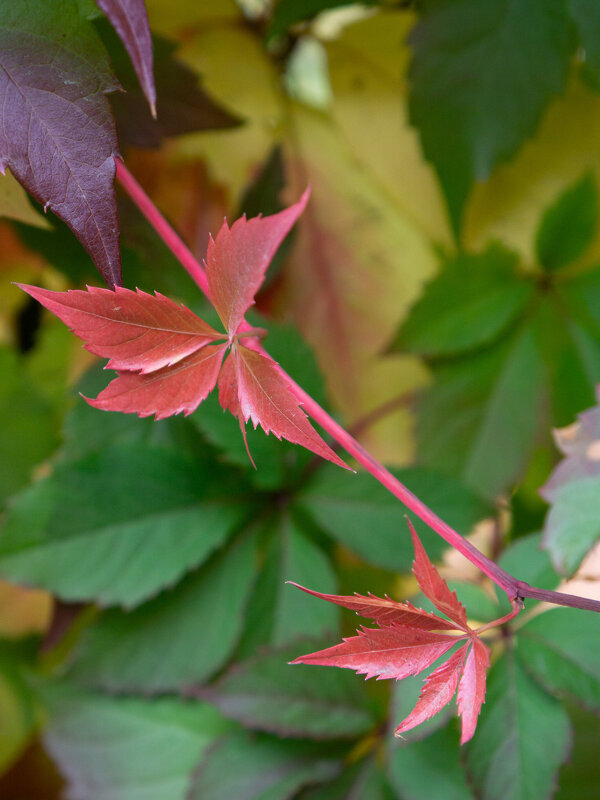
409, 0, 572, 231
68, 531, 258, 692
518, 608, 600, 711
0, 443, 251, 607
296, 466, 491, 570
418, 324, 546, 498
42, 683, 230, 800
465, 650, 571, 800
0, 639, 38, 772
302, 758, 394, 800
543, 475, 600, 574
199, 642, 377, 740
238, 514, 339, 657
569, 1, 600, 85
0, 347, 59, 507
535, 173, 597, 271
188, 731, 340, 800
393, 245, 532, 357
388, 725, 475, 800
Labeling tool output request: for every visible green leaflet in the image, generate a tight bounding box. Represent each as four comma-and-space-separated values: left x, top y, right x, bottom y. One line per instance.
517, 608, 600, 712
392, 245, 532, 357
543, 475, 600, 575
568, 1, 600, 85
199, 642, 377, 740
68, 530, 258, 692
302, 758, 394, 800
238, 513, 339, 658
42, 683, 231, 800
388, 725, 475, 800
535, 173, 597, 272
0, 443, 252, 607
188, 731, 340, 800
295, 465, 491, 570
466, 650, 571, 800
408, 0, 572, 232
495, 533, 559, 612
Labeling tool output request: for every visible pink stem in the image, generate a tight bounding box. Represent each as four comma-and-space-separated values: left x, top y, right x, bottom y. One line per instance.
114, 160, 600, 614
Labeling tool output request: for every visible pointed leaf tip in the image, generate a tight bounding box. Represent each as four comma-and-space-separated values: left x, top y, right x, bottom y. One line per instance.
206, 189, 311, 335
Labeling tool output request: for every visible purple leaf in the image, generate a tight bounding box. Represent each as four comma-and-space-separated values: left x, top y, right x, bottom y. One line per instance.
94, 0, 156, 117
0, 0, 122, 287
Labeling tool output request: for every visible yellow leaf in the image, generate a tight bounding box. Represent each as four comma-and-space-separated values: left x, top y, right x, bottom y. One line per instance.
145, 0, 239, 36
0, 171, 50, 229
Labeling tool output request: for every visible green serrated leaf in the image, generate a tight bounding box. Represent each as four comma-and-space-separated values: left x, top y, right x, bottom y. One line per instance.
543, 475, 600, 575
535, 173, 597, 271
409, 0, 572, 231
418, 324, 546, 498
188, 731, 340, 800
517, 608, 600, 712
42, 683, 230, 800
388, 724, 475, 800
393, 245, 532, 357
296, 466, 491, 570
0, 443, 251, 607
466, 650, 571, 800
68, 531, 258, 692
238, 514, 339, 658
199, 641, 376, 740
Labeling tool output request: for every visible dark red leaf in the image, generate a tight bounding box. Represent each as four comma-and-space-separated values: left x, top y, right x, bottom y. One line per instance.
287, 583, 458, 631
290, 624, 462, 681
457, 637, 489, 744
408, 520, 468, 629
95, 0, 156, 116
0, 2, 122, 287
17, 284, 223, 373
395, 645, 468, 737
205, 189, 310, 336
87, 343, 227, 418
232, 344, 349, 469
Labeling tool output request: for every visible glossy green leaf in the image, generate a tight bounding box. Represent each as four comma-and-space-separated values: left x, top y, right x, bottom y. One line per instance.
543, 475, 600, 575
393, 245, 532, 357
465, 651, 571, 800
418, 325, 546, 498
409, 0, 572, 231
535, 173, 597, 271
388, 725, 475, 800
42, 684, 230, 800
68, 531, 258, 692
188, 731, 340, 800
518, 608, 600, 711
296, 466, 491, 570
199, 642, 376, 739
0, 443, 251, 607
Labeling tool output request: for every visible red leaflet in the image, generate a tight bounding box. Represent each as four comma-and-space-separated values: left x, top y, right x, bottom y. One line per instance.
291, 526, 492, 744
291, 625, 461, 681
205, 189, 310, 336
19, 194, 348, 469
17, 285, 223, 373
408, 519, 468, 629
286, 583, 458, 631
457, 638, 490, 744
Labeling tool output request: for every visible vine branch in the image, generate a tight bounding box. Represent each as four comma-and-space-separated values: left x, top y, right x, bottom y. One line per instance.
115, 159, 600, 616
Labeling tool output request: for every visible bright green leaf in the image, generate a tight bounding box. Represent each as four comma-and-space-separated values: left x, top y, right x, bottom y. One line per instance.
518, 608, 600, 711
42, 683, 230, 800
543, 475, 600, 574
535, 173, 597, 271
68, 531, 258, 692
189, 731, 340, 800
393, 245, 532, 357
466, 650, 571, 800
409, 0, 572, 231
0, 444, 251, 607
199, 642, 376, 739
